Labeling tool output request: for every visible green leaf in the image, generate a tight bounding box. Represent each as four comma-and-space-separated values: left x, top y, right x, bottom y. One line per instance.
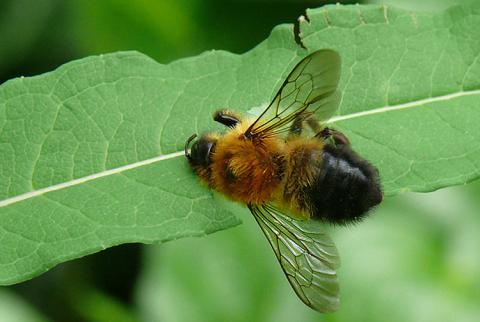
300, 4, 480, 194
1, 3, 480, 285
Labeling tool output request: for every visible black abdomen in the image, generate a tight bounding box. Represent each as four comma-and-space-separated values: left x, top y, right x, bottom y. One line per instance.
306, 144, 382, 224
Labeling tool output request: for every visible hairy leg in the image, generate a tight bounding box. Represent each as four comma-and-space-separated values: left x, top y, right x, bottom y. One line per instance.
316, 127, 350, 146
213, 109, 242, 128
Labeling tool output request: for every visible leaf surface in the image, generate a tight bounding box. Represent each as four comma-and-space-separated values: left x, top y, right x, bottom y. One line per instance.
1, 4, 479, 284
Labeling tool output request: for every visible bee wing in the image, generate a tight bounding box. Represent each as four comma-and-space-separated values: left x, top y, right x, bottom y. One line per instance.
248, 203, 341, 313
246, 50, 341, 138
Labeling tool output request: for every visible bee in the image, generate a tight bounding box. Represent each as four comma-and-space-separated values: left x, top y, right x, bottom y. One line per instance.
184, 50, 383, 313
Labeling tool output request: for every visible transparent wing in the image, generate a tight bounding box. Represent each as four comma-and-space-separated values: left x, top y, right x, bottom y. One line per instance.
249, 203, 341, 313
246, 50, 341, 138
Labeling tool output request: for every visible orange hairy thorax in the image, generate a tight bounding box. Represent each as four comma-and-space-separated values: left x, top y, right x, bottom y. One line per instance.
210, 128, 285, 205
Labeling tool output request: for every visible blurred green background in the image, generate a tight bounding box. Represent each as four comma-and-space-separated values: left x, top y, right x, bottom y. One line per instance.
1, 0, 479, 321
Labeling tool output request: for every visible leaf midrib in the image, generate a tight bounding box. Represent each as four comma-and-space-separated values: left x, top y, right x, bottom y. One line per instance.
1, 88, 478, 207
328, 89, 480, 124
0, 151, 185, 207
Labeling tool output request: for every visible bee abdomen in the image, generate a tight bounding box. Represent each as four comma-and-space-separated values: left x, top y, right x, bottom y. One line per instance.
306, 145, 382, 225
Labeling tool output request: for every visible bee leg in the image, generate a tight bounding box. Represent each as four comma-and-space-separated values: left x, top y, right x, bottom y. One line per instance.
316, 127, 351, 146
213, 109, 241, 128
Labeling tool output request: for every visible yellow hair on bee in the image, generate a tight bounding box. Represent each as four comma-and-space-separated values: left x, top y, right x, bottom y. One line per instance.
278, 137, 325, 219
284, 137, 324, 186
210, 121, 285, 205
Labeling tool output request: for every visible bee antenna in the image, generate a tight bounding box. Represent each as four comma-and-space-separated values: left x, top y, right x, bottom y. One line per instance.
185, 133, 198, 159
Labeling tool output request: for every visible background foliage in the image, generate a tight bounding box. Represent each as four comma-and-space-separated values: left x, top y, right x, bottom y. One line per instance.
0, 0, 479, 321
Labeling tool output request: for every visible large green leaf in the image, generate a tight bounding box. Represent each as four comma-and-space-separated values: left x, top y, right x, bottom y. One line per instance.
1, 3, 479, 285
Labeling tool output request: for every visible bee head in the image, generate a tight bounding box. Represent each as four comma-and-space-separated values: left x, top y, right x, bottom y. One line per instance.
185, 133, 217, 168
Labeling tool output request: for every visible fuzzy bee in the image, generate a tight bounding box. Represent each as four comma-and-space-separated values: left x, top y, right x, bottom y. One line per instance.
185, 50, 383, 312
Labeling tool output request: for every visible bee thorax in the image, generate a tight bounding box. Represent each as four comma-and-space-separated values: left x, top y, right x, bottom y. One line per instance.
210, 134, 285, 204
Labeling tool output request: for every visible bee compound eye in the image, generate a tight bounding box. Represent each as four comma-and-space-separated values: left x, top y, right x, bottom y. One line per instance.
185, 133, 198, 160
190, 137, 216, 167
